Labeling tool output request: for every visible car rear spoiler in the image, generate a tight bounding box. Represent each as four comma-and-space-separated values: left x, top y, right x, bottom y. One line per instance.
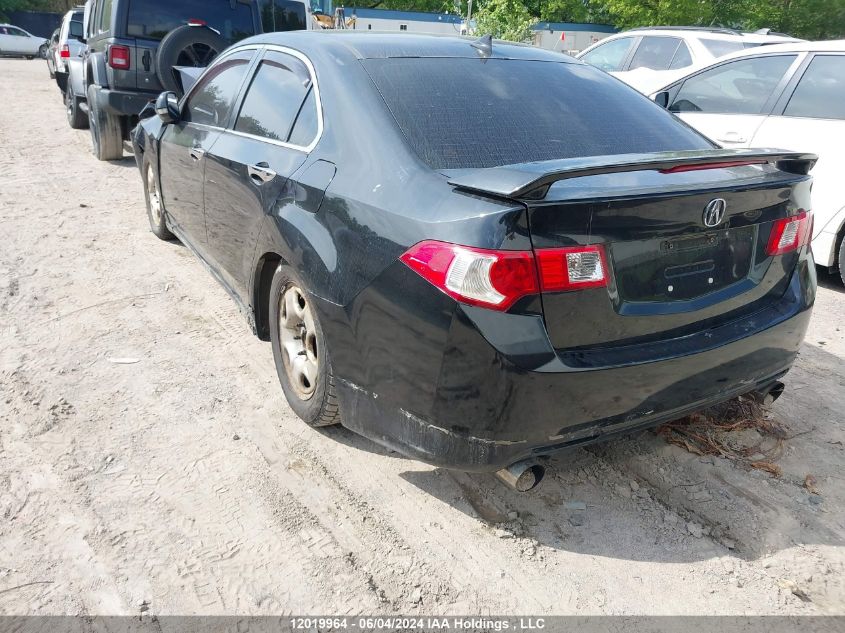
445, 148, 818, 199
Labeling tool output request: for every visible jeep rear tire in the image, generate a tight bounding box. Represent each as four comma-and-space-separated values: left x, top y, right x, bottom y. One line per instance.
87, 84, 123, 161
156, 25, 228, 96
66, 89, 88, 130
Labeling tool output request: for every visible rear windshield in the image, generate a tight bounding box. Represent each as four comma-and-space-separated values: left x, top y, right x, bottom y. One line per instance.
700, 38, 746, 57
363, 58, 712, 170
126, 0, 255, 41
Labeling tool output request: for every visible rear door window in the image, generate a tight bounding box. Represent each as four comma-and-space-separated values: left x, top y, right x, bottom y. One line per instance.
235, 51, 312, 143
261, 0, 308, 32
184, 51, 253, 127
126, 0, 255, 41
364, 58, 711, 170
669, 41, 692, 69
629, 36, 683, 71
98, 0, 113, 33
669, 55, 796, 114
580, 37, 635, 72
783, 55, 845, 120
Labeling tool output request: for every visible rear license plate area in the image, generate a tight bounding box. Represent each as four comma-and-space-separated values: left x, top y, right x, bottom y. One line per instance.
615, 227, 755, 302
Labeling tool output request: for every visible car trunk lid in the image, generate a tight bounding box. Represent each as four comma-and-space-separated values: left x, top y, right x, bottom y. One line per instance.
446, 149, 815, 352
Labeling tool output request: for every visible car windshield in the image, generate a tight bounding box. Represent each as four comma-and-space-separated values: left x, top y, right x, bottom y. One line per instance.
363, 57, 712, 170
126, 0, 255, 41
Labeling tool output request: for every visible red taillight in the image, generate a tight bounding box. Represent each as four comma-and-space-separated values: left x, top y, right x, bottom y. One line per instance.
536, 245, 609, 292
60, 44, 70, 59
766, 210, 812, 256
187, 19, 208, 26
399, 241, 609, 311
108, 44, 131, 70
400, 241, 539, 311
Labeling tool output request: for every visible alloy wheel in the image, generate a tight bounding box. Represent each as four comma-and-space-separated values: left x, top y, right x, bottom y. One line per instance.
279, 285, 319, 400
146, 164, 163, 226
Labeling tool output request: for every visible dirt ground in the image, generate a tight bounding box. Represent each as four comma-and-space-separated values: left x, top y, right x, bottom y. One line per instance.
1, 58, 844, 617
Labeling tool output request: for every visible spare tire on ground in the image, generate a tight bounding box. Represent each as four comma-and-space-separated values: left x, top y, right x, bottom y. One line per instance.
156, 25, 228, 96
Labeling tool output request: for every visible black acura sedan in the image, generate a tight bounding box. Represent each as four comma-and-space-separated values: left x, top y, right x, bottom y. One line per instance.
133, 32, 817, 487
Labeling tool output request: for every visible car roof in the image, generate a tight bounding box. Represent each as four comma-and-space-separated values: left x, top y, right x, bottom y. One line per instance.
614, 27, 800, 42
235, 31, 577, 63
716, 38, 845, 57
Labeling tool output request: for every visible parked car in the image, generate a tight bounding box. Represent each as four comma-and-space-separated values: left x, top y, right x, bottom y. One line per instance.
54, 8, 85, 97
0, 24, 48, 59
132, 32, 817, 487
650, 40, 845, 284
577, 26, 801, 94
81, 0, 314, 160
46, 28, 60, 78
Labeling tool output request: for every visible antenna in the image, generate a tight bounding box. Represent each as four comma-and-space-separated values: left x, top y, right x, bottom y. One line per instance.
470, 34, 492, 58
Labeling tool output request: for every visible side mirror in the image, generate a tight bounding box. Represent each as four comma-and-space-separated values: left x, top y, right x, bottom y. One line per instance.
155, 91, 180, 124
654, 91, 670, 109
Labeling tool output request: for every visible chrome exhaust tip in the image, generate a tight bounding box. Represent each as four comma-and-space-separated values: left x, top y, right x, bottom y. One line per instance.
495, 459, 545, 492
751, 381, 785, 406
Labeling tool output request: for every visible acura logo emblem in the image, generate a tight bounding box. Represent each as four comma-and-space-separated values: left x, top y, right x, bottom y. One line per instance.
703, 198, 727, 227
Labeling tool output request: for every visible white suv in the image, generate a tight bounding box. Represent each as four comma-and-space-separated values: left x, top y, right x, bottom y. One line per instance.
577, 26, 800, 94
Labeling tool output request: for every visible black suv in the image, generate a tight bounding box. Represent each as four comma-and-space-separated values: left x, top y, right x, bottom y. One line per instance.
83, 0, 264, 160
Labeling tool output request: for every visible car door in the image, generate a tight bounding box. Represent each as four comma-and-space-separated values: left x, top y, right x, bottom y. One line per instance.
667, 54, 802, 147
749, 53, 845, 266
158, 49, 255, 249
5, 26, 36, 55
203, 48, 318, 297
617, 36, 692, 93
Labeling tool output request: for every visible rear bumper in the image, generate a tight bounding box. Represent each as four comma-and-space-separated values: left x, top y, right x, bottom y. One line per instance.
331, 258, 815, 472
95, 87, 155, 117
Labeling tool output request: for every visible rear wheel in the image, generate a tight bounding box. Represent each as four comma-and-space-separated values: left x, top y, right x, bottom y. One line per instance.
87, 84, 124, 161
270, 265, 340, 428
838, 234, 845, 286
143, 160, 174, 241
65, 89, 88, 129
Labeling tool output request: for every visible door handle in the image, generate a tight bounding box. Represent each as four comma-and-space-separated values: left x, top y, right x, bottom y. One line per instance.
189, 147, 206, 161
248, 162, 277, 185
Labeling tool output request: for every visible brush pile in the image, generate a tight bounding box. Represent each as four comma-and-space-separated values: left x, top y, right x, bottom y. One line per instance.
656, 396, 788, 476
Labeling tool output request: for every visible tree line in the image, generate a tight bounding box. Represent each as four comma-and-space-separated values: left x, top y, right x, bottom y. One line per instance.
2, 0, 843, 40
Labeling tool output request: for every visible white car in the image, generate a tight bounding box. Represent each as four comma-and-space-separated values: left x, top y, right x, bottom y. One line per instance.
0, 23, 48, 59
650, 40, 845, 283
577, 26, 800, 94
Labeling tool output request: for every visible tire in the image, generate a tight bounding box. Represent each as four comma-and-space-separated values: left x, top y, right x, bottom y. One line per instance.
87, 84, 124, 161
838, 233, 845, 286
142, 159, 175, 241
269, 265, 341, 428
65, 88, 88, 130
38, 44, 48, 59
155, 25, 228, 96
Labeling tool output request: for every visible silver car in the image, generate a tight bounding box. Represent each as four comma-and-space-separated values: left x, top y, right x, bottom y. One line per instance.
0, 24, 47, 59
55, 10, 85, 93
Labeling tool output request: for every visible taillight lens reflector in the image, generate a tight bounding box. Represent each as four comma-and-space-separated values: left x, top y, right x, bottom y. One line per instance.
400, 241, 610, 311
108, 44, 131, 70
400, 241, 538, 311
60, 44, 70, 59
536, 245, 608, 291
766, 210, 812, 256
659, 160, 766, 174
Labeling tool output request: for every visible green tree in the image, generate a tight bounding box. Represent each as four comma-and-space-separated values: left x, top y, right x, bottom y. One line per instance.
475, 0, 537, 41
